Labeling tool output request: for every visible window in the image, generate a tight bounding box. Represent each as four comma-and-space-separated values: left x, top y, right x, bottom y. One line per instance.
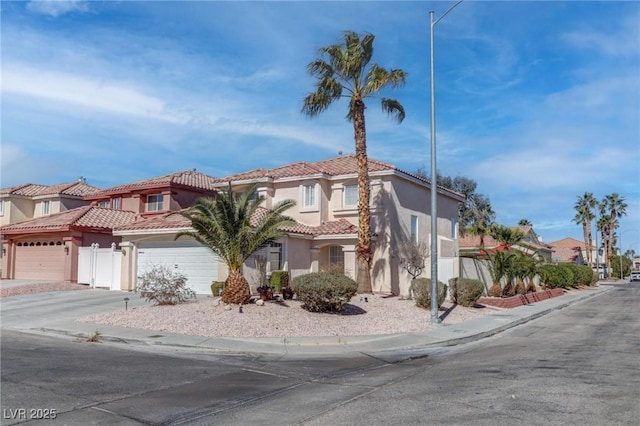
451, 217, 457, 239
329, 245, 344, 267
98, 200, 110, 208
113, 197, 121, 210
146, 194, 163, 212
344, 184, 358, 207
410, 215, 418, 244
302, 184, 316, 208
268, 243, 282, 272
42, 200, 51, 215
0, 200, 4, 216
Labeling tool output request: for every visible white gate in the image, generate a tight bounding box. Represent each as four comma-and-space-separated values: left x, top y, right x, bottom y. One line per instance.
78, 243, 122, 290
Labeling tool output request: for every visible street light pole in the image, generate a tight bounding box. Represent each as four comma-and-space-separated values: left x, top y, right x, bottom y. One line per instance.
429, 0, 464, 325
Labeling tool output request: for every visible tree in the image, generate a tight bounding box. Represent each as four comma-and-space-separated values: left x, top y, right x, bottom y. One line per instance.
599, 193, 627, 272
302, 31, 406, 293
435, 173, 495, 234
175, 184, 296, 304
572, 192, 597, 265
490, 225, 525, 249
486, 250, 516, 297
518, 218, 532, 226
398, 239, 429, 299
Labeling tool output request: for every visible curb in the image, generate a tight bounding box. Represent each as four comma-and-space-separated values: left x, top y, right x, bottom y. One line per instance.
35, 287, 611, 359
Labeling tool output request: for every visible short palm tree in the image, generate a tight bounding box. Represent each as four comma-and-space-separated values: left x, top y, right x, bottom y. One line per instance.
490, 225, 525, 249
486, 250, 515, 297
175, 184, 296, 304
302, 31, 406, 293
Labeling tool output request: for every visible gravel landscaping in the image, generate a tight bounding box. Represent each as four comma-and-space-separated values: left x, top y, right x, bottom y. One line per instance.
1, 281, 503, 338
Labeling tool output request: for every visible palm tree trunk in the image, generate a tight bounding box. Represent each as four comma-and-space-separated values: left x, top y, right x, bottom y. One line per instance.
582, 223, 591, 265
222, 268, 251, 304
353, 98, 373, 293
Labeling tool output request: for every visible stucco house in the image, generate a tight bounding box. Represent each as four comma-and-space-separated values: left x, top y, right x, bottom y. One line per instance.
458, 225, 553, 287
548, 237, 603, 267
1, 171, 219, 283
114, 155, 465, 296
0, 178, 100, 227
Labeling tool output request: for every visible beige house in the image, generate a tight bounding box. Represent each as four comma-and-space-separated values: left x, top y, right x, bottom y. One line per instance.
2, 157, 465, 296
115, 155, 465, 296
0, 179, 100, 227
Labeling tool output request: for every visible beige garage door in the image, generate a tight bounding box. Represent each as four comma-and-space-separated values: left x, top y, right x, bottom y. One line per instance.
14, 240, 66, 280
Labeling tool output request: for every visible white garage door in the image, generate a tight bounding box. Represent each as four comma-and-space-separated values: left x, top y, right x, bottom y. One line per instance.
137, 241, 219, 295
15, 240, 66, 281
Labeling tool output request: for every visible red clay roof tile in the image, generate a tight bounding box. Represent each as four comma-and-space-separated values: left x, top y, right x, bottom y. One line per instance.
0, 206, 137, 234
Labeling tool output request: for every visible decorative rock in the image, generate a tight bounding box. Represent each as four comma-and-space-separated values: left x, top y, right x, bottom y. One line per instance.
256, 299, 265, 306
224, 305, 233, 311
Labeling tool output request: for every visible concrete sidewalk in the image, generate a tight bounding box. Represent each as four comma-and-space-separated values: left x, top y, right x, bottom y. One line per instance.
0, 281, 612, 360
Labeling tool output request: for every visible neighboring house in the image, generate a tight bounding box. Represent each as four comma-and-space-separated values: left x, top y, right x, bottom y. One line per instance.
0, 206, 136, 281
0, 178, 101, 276
1, 170, 219, 284
459, 225, 553, 261
458, 225, 553, 287
114, 155, 464, 296
548, 237, 602, 267
0, 178, 100, 227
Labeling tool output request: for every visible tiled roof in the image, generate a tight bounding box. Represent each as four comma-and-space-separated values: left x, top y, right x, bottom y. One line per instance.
114, 209, 359, 237
459, 234, 501, 249
548, 237, 588, 249
217, 155, 464, 201
283, 219, 359, 236
0, 181, 101, 197
86, 170, 219, 198
552, 247, 582, 263
216, 155, 395, 182
114, 212, 191, 232
0, 206, 137, 234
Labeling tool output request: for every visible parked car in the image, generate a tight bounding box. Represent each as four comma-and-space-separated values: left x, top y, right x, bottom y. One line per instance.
630, 271, 640, 282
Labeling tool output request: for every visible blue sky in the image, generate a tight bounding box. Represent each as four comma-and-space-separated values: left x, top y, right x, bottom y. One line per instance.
1, 0, 639, 249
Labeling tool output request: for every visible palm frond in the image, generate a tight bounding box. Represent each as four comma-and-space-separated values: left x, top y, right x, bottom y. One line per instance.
381, 98, 406, 123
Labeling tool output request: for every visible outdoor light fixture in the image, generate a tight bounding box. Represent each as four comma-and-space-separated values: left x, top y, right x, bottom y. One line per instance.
64, 246, 69, 254
124, 297, 130, 311
239, 305, 243, 313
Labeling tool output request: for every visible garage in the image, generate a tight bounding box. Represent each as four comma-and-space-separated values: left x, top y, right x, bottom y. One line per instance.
137, 240, 219, 295
14, 240, 66, 280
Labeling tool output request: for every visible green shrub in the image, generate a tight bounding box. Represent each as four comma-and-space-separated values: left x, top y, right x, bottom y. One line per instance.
269, 270, 289, 293
291, 272, 358, 313
539, 264, 574, 289
412, 278, 447, 310
449, 277, 484, 307
137, 265, 195, 305
211, 281, 225, 297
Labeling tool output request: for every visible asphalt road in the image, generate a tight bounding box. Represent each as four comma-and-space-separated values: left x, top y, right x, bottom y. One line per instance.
1, 283, 638, 425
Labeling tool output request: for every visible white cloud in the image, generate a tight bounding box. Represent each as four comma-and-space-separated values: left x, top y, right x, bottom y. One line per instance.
2, 64, 184, 124
562, 15, 640, 57
26, 0, 88, 17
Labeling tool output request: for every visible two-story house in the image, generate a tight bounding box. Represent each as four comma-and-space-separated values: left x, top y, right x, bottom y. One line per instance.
0, 171, 218, 283
114, 155, 465, 296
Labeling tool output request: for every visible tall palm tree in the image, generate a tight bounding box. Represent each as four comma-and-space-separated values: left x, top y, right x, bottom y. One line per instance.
175, 184, 296, 304
602, 193, 627, 271
572, 192, 597, 265
302, 31, 406, 293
